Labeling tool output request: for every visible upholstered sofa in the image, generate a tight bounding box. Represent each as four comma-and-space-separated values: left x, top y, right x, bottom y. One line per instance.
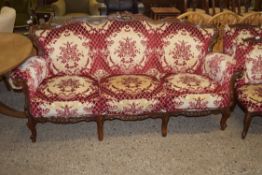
11, 14, 236, 142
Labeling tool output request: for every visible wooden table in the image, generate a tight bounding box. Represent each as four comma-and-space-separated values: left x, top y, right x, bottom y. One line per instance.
0, 33, 33, 118
151, 7, 181, 20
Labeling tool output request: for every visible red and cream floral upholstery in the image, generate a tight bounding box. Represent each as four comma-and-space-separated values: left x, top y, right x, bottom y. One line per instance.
237, 84, 262, 112
100, 74, 164, 115
156, 22, 235, 112
237, 42, 262, 112
223, 25, 262, 71
236, 42, 262, 138
11, 22, 103, 118
97, 20, 165, 116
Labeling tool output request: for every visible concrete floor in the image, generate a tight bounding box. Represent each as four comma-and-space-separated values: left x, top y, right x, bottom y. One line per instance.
0, 82, 261, 175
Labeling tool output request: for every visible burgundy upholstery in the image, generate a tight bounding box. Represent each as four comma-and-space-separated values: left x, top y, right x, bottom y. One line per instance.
11, 18, 236, 118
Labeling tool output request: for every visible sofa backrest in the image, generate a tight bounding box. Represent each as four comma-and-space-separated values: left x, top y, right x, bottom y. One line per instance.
34, 22, 102, 76
96, 19, 165, 79
32, 18, 215, 80
156, 21, 215, 74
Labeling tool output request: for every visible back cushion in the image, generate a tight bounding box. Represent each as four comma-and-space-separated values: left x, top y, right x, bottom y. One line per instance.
223, 25, 262, 71
34, 22, 100, 76
157, 22, 214, 74
224, 25, 262, 56
101, 20, 161, 76
243, 43, 262, 84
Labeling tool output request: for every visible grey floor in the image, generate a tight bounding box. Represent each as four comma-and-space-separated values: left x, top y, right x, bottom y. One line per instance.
0, 82, 261, 175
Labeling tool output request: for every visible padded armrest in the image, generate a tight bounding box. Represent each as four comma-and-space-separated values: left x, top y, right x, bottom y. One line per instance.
51, 0, 66, 16
203, 52, 236, 84
10, 56, 49, 92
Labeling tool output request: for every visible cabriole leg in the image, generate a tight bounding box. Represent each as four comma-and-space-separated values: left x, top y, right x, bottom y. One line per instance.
242, 112, 252, 139
27, 117, 37, 142
220, 108, 231, 130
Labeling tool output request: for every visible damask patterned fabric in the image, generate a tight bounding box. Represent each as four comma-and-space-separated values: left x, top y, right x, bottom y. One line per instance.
163, 73, 230, 111
237, 84, 262, 112
203, 53, 236, 84
156, 22, 213, 74
223, 25, 262, 71
30, 75, 99, 117
10, 56, 49, 92
166, 93, 227, 111
11, 19, 234, 118
243, 43, 262, 84
100, 20, 162, 77
33, 22, 109, 78
100, 74, 165, 115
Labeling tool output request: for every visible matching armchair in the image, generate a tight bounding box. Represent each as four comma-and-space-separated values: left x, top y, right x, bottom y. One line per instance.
236, 41, 262, 139
51, 0, 101, 17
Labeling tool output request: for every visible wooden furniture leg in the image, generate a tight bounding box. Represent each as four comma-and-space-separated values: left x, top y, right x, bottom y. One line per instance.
96, 116, 104, 141
220, 108, 231, 130
161, 114, 169, 137
242, 112, 252, 139
27, 117, 37, 142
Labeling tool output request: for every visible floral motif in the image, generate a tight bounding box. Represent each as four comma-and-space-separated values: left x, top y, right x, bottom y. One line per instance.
189, 97, 209, 109
100, 75, 161, 98
238, 84, 262, 112
37, 75, 98, 101
115, 38, 139, 64
105, 26, 148, 73
56, 105, 78, 117
164, 73, 217, 93
58, 42, 84, 69
160, 30, 204, 73
169, 41, 192, 66
244, 44, 262, 84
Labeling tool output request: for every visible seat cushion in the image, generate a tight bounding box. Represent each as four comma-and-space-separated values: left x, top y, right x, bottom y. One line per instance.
37, 75, 98, 101
163, 73, 229, 111
100, 74, 165, 115
30, 75, 99, 118
164, 73, 218, 94
237, 84, 262, 112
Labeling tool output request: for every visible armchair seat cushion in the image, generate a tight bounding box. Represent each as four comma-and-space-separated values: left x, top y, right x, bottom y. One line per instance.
163, 73, 229, 111
100, 74, 165, 115
237, 84, 262, 112
30, 75, 99, 118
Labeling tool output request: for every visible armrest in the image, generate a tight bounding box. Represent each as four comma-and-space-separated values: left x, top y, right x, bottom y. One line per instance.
203, 53, 236, 84
51, 0, 66, 16
10, 56, 49, 92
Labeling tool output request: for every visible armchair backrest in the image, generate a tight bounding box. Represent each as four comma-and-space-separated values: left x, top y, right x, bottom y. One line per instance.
0, 6, 16, 32
223, 25, 262, 71
65, 0, 90, 14
242, 42, 262, 84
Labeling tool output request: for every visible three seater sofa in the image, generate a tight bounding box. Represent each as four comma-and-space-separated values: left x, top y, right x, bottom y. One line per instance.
11, 14, 236, 142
